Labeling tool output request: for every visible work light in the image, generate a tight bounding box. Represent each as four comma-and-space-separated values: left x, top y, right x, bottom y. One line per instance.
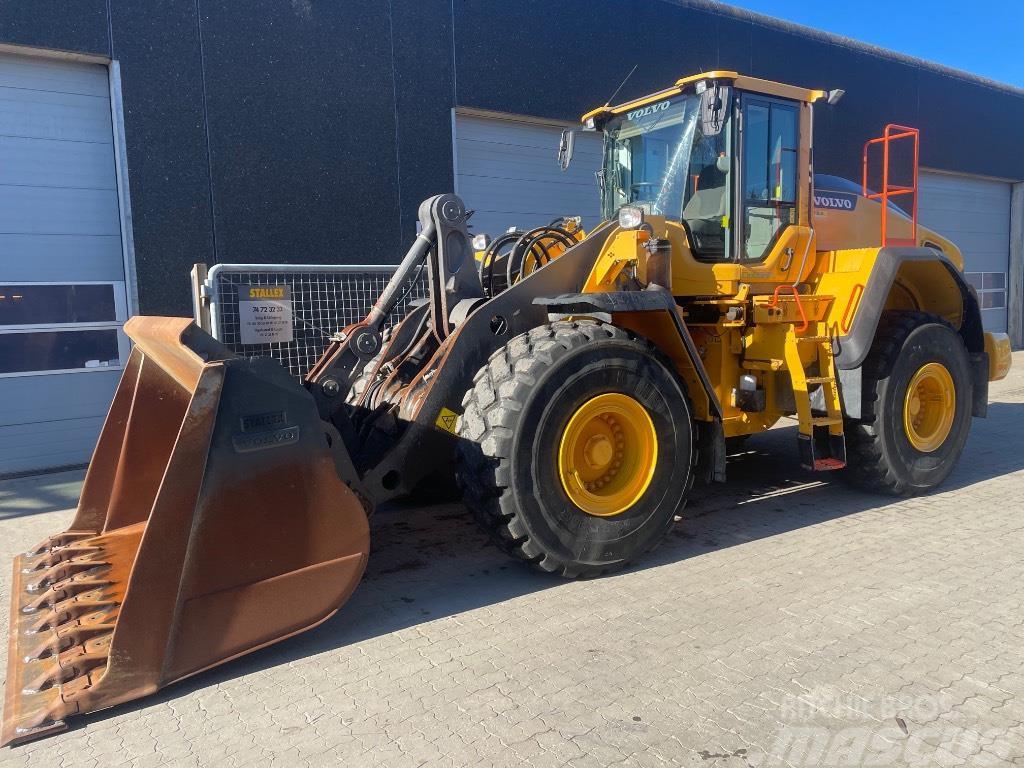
618, 206, 644, 230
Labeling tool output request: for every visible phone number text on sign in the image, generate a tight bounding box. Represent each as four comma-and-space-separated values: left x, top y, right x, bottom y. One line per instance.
239, 284, 294, 344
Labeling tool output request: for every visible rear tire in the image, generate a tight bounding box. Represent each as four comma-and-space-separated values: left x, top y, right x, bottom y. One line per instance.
844, 311, 973, 496
456, 320, 695, 578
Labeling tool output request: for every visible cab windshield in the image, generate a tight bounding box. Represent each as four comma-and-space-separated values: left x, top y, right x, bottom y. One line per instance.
600, 92, 732, 257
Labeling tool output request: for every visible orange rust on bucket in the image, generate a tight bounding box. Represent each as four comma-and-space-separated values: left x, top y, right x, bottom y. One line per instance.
3, 317, 369, 746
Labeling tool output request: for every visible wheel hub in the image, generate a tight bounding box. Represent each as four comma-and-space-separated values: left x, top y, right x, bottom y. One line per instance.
903, 362, 955, 453
558, 393, 657, 517
583, 433, 617, 470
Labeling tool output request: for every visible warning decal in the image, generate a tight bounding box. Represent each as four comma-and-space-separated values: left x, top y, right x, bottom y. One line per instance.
435, 407, 460, 434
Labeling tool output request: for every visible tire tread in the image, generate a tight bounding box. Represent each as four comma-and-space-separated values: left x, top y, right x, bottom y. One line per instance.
844, 310, 964, 496
456, 319, 695, 578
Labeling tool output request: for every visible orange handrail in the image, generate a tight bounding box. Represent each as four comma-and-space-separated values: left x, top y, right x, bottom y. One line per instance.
769, 284, 809, 334
862, 124, 919, 247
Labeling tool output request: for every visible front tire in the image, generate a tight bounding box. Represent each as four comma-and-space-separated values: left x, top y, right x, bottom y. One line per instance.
456, 320, 695, 578
844, 311, 973, 496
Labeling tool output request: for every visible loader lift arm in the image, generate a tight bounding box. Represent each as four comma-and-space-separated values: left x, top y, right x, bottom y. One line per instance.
308, 195, 631, 508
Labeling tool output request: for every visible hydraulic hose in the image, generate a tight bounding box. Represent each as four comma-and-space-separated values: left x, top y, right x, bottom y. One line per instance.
480, 230, 523, 298
506, 226, 577, 287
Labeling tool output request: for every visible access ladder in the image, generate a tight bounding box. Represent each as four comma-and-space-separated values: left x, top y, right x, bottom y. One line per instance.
783, 326, 847, 470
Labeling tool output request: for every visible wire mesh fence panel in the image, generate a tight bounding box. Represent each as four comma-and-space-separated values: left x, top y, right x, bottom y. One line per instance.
206, 265, 428, 381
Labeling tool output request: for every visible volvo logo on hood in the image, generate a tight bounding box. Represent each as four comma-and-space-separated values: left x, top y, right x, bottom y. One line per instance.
814, 191, 858, 210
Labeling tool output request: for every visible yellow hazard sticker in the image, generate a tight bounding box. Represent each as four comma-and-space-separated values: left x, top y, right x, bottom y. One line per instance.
435, 407, 460, 434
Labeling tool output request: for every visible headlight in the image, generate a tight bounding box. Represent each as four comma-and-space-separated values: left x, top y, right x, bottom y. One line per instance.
472, 233, 490, 251
618, 206, 644, 230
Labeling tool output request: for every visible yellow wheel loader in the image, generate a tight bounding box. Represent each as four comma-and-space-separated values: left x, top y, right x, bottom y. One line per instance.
3, 71, 1013, 745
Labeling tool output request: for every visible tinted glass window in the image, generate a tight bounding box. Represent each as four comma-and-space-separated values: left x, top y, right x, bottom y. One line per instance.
742, 98, 798, 261
0, 285, 116, 326
602, 96, 702, 220
743, 104, 770, 200
984, 273, 1005, 290
771, 106, 798, 203
0, 330, 120, 374
681, 106, 732, 260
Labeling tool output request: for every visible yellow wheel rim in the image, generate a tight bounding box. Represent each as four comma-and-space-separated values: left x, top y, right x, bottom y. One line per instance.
903, 362, 956, 453
557, 393, 658, 517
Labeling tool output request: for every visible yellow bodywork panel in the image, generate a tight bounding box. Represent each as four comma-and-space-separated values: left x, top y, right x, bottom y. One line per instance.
985, 332, 1012, 381
691, 322, 780, 437
751, 293, 833, 328
814, 190, 963, 270
583, 222, 974, 439
582, 228, 649, 292
815, 248, 965, 335
600, 218, 818, 298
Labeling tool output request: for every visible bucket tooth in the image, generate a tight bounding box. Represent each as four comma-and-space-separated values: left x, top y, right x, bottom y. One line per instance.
23, 560, 110, 594
24, 599, 118, 635
24, 533, 93, 558
23, 625, 115, 664
21, 545, 101, 573
3, 317, 370, 746
21, 578, 114, 615
23, 650, 107, 697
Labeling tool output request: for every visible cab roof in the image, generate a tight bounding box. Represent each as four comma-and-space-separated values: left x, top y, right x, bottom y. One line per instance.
580, 71, 826, 123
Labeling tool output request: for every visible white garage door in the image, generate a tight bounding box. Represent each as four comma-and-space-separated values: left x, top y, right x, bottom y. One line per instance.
919, 171, 1011, 333
454, 112, 603, 239
0, 52, 130, 476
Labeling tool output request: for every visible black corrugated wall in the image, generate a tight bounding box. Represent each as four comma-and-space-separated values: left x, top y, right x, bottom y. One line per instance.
1, 0, 1021, 314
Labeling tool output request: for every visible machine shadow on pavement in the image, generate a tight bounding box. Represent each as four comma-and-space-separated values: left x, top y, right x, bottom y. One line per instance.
58, 401, 1024, 736
0, 468, 86, 522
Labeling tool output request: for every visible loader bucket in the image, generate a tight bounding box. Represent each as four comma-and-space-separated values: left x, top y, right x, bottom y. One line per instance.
2, 317, 369, 746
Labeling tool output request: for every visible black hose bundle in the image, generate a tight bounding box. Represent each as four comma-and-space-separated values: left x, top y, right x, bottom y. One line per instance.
504, 226, 577, 289
479, 230, 524, 298
478, 223, 581, 298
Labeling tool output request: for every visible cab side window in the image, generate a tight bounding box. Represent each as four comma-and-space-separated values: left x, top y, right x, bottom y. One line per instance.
682, 127, 730, 259
741, 98, 798, 260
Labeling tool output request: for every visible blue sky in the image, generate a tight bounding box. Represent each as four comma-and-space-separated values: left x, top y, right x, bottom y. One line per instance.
724, 0, 1024, 88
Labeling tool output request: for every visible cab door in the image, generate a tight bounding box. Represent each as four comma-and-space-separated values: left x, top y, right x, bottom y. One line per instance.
736, 94, 801, 263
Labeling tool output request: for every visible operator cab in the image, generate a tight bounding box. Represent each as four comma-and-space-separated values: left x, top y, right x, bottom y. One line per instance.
584, 72, 820, 264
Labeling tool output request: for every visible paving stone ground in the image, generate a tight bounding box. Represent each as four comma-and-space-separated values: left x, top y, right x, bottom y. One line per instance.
3, 352, 1024, 767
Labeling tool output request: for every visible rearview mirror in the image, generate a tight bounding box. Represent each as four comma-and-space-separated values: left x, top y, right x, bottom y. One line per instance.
557, 129, 575, 171
700, 84, 730, 137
